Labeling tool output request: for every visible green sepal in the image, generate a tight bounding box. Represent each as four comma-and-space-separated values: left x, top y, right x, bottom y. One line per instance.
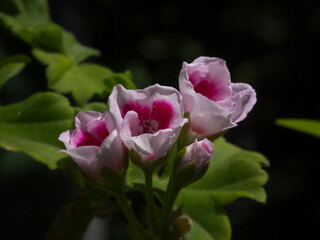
173, 147, 187, 173
129, 149, 171, 172
194, 163, 209, 182
57, 157, 86, 188
160, 143, 178, 179
173, 147, 209, 189
129, 149, 144, 169
81, 158, 129, 194
177, 112, 191, 149
100, 167, 124, 192
207, 130, 228, 142
173, 162, 197, 189
81, 171, 107, 192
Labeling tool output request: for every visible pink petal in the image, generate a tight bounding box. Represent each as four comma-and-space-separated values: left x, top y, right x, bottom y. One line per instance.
109, 84, 184, 129
192, 56, 220, 64
104, 111, 119, 133
75, 111, 103, 129
121, 100, 152, 122
180, 57, 232, 102
144, 84, 185, 129
109, 84, 151, 124
96, 129, 124, 174
86, 119, 109, 143
177, 138, 214, 173
151, 100, 174, 129
58, 130, 74, 149
184, 92, 236, 136
120, 117, 188, 162
230, 83, 257, 123
179, 65, 195, 95
71, 128, 103, 147
121, 128, 172, 162
191, 138, 214, 169
61, 146, 101, 179
121, 111, 141, 137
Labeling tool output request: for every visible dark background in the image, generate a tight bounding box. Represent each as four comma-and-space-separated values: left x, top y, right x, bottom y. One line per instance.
1, 0, 319, 239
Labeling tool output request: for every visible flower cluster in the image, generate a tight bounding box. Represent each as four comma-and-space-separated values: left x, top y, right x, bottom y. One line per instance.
59, 56, 256, 180
58, 56, 256, 238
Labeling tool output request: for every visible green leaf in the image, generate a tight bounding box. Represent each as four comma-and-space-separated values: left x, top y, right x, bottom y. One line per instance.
12, 0, 50, 26
0, 92, 75, 169
175, 138, 269, 240
1, 1, 105, 106
126, 161, 145, 186
183, 198, 231, 240
31, 23, 63, 50
0, 0, 99, 60
81, 102, 108, 113
0, 7, 99, 58
32, 48, 112, 106
104, 71, 137, 92
0, 54, 30, 87
0, 0, 53, 45
276, 118, 320, 138
53, 63, 113, 106
61, 31, 100, 64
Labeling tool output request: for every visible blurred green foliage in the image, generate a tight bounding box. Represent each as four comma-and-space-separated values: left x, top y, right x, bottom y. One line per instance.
276, 118, 320, 138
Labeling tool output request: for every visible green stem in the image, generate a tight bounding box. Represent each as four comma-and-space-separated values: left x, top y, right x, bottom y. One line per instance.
114, 188, 152, 240
144, 170, 160, 236
161, 176, 181, 239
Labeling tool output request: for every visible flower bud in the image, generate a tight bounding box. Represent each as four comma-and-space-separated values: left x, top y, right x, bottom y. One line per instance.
172, 216, 193, 236
175, 138, 214, 186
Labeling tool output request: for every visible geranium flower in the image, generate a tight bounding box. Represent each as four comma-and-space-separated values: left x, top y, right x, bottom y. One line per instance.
109, 84, 188, 167
59, 111, 125, 179
179, 56, 257, 137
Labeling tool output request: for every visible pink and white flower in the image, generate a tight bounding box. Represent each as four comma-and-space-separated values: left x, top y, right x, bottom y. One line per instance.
108, 84, 188, 165
179, 56, 257, 137
176, 138, 214, 175
58, 111, 125, 179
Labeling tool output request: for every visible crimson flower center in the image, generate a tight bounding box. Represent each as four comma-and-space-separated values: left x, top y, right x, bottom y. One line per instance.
122, 99, 174, 135
75, 120, 109, 147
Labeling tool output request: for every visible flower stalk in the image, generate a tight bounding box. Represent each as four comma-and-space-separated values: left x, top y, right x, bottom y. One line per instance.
144, 170, 160, 237
161, 175, 181, 239
112, 187, 152, 240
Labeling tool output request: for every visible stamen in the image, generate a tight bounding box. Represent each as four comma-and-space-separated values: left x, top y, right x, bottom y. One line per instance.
138, 120, 160, 134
